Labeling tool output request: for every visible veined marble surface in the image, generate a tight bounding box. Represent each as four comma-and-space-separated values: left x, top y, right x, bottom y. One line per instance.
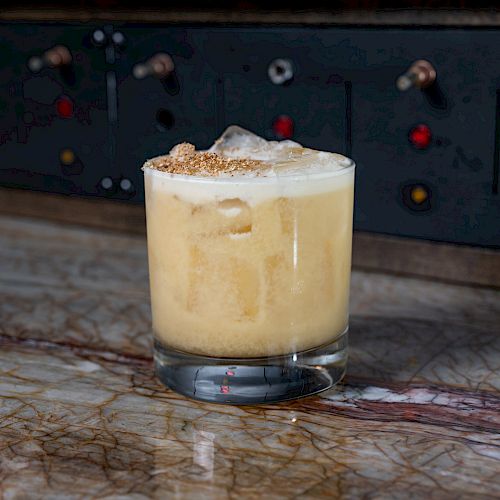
0, 215, 499, 499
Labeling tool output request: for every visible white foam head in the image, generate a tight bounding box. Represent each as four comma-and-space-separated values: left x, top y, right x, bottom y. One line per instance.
144, 125, 355, 205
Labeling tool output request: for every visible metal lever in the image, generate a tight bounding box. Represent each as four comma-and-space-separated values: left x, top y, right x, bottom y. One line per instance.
397, 60, 436, 91
27, 45, 72, 73
133, 53, 174, 80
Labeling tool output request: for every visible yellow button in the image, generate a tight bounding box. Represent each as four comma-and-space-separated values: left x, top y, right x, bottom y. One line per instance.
410, 186, 428, 204
60, 148, 75, 165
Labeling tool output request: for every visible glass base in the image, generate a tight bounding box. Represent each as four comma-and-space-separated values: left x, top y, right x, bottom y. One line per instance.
154, 329, 348, 405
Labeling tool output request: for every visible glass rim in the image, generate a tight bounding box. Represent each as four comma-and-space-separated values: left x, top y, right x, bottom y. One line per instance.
143, 157, 355, 185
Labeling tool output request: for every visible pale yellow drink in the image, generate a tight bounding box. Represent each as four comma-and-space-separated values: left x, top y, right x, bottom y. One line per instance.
144, 127, 355, 358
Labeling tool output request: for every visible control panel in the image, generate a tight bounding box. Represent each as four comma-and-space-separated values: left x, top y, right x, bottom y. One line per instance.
1, 23, 500, 247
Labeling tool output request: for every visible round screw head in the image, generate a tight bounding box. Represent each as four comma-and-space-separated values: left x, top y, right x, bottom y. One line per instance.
112, 31, 126, 47
120, 178, 133, 191
92, 29, 107, 46
100, 177, 113, 190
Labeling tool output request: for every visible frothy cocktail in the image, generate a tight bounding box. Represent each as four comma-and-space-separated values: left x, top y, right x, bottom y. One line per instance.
144, 126, 355, 402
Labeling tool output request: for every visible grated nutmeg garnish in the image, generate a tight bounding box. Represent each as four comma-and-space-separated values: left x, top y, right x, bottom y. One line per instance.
142, 142, 265, 177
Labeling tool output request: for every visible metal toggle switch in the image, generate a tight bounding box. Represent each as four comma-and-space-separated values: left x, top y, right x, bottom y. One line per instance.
27, 45, 72, 73
396, 60, 436, 91
132, 53, 174, 80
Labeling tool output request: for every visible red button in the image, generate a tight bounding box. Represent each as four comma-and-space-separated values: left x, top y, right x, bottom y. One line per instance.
409, 124, 432, 149
56, 97, 74, 119
273, 115, 294, 139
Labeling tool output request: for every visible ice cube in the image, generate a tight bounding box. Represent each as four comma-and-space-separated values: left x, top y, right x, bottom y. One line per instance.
186, 245, 206, 312
187, 248, 260, 319
264, 254, 285, 308
209, 125, 302, 161
209, 126, 268, 158
216, 198, 249, 218
229, 257, 260, 319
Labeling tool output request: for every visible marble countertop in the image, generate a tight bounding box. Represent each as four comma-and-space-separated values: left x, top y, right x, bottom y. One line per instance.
0, 214, 499, 499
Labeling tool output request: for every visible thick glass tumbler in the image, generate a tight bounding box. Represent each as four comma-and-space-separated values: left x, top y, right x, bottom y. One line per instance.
144, 148, 355, 404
